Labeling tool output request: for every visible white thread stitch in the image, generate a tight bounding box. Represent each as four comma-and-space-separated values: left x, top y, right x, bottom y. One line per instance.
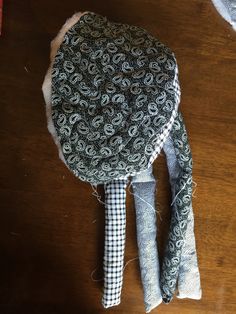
127, 181, 162, 221
171, 181, 187, 206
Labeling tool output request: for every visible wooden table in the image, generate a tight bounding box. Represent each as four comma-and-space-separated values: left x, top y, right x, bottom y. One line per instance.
0, 1, 235, 313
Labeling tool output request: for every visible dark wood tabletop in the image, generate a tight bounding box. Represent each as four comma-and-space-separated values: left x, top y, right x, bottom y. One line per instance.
0, 0, 235, 313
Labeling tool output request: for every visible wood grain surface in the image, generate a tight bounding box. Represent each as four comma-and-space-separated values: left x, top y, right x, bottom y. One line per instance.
0, 0, 235, 313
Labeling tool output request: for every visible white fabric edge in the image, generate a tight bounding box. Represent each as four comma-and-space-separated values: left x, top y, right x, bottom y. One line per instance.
176, 291, 202, 300
211, 0, 236, 30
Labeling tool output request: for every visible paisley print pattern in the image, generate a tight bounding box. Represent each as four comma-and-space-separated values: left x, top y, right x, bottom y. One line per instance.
43, 11, 202, 312
132, 166, 163, 312
51, 12, 180, 184
160, 112, 193, 303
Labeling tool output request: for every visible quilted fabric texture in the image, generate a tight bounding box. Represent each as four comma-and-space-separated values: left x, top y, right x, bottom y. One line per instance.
42, 11, 202, 312
51, 12, 180, 184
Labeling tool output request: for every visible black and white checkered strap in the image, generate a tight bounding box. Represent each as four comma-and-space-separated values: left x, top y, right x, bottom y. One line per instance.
102, 179, 128, 308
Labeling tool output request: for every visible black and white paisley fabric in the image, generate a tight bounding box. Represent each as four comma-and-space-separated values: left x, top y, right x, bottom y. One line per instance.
51, 12, 180, 184
100, 111, 195, 309
43, 10, 202, 312
160, 112, 193, 303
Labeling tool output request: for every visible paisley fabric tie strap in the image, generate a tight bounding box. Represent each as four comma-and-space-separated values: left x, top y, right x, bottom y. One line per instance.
127, 112, 201, 311
177, 209, 202, 299
160, 112, 195, 303
163, 136, 202, 300
131, 165, 162, 313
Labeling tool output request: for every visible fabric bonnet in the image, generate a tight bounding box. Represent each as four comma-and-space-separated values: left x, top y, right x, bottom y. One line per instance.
42, 11, 202, 312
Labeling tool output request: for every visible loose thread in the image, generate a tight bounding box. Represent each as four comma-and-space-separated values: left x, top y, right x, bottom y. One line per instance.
123, 256, 139, 271
90, 183, 107, 206
169, 182, 187, 241
90, 257, 139, 282
90, 266, 103, 282
171, 179, 193, 241
154, 180, 163, 222
127, 180, 162, 221
192, 180, 197, 198
171, 181, 187, 206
